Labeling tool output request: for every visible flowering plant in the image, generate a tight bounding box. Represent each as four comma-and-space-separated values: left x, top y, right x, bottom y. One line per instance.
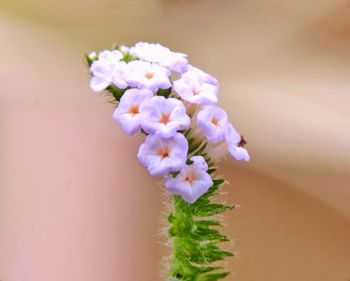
85, 42, 249, 280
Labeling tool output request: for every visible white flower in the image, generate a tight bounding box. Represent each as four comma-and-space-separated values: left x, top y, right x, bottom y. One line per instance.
140, 96, 190, 138
130, 42, 188, 72
165, 156, 213, 204
197, 105, 228, 143
119, 45, 130, 53
89, 50, 123, 92
112, 89, 153, 135
173, 72, 218, 105
126, 61, 171, 92
225, 123, 250, 161
137, 133, 188, 176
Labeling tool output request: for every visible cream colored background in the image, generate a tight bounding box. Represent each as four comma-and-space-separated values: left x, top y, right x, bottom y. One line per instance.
1, 1, 350, 280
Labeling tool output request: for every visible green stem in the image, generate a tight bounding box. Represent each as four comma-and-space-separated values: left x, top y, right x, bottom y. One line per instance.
168, 178, 234, 281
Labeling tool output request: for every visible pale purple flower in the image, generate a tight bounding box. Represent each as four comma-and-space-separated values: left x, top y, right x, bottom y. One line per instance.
173, 73, 218, 105
89, 50, 123, 92
181, 65, 218, 86
112, 89, 153, 135
204, 123, 249, 162
111, 61, 131, 89
130, 42, 188, 72
197, 105, 228, 143
137, 133, 188, 176
225, 123, 250, 161
126, 61, 171, 92
190, 155, 209, 171
165, 156, 213, 204
140, 96, 190, 138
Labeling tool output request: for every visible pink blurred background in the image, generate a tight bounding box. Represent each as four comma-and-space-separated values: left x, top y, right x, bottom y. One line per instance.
1, 1, 350, 280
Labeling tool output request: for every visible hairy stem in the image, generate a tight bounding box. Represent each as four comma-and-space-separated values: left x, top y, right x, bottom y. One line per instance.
168, 177, 234, 281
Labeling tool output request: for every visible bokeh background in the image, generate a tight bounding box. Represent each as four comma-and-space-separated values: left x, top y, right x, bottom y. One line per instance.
1, 0, 350, 280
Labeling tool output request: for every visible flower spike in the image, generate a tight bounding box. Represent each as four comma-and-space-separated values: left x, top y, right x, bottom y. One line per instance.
85, 42, 250, 281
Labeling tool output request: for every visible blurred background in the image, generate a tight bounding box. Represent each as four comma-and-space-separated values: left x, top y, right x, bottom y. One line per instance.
1, 0, 350, 280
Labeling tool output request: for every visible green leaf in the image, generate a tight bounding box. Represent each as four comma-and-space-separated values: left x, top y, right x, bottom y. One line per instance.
169, 179, 234, 280
207, 168, 216, 175
200, 272, 230, 281
184, 128, 192, 137
106, 85, 130, 102
156, 87, 172, 98
196, 142, 208, 155
191, 203, 234, 217
213, 179, 225, 186
122, 52, 136, 62
84, 53, 97, 67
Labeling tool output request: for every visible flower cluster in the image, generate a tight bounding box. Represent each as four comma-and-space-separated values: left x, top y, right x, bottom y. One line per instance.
88, 42, 249, 204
